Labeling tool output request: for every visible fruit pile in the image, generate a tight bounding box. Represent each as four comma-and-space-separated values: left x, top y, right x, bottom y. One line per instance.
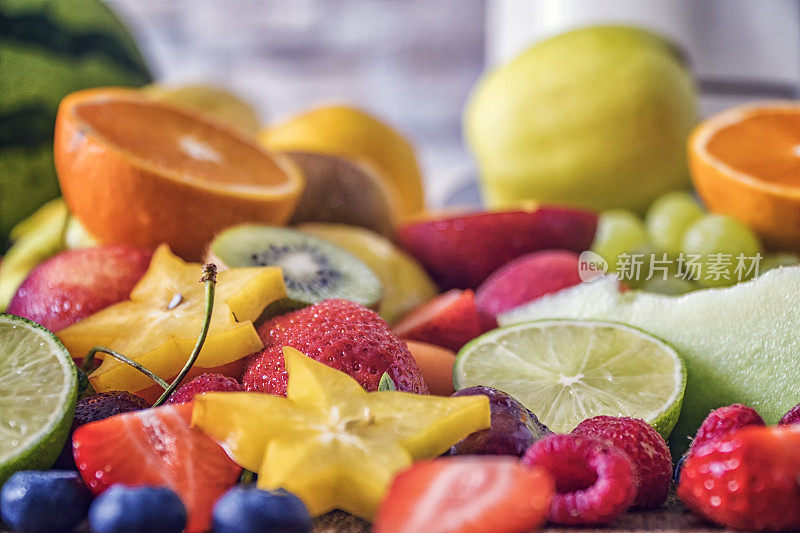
4, 21, 800, 533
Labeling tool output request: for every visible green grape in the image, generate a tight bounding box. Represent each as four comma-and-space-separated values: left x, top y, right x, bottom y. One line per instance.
760, 253, 800, 274
591, 210, 649, 275
681, 214, 762, 287
645, 192, 704, 255
642, 276, 697, 295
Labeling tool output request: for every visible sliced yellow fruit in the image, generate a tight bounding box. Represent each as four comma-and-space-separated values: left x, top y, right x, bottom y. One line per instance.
192, 347, 489, 520
57, 245, 285, 393
143, 84, 261, 135
0, 200, 69, 311
298, 223, 438, 324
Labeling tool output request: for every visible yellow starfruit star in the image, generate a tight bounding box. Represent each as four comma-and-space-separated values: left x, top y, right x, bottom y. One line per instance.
191, 347, 491, 520
57, 244, 285, 394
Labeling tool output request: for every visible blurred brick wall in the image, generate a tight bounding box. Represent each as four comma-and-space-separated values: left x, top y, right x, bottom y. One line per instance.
108, 0, 485, 206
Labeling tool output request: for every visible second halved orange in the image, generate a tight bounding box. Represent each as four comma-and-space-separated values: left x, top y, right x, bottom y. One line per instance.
55, 88, 303, 260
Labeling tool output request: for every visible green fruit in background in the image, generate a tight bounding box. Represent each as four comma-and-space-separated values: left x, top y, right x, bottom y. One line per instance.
464, 25, 697, 213
498, 271, 800, 455
1, 0, 151, 240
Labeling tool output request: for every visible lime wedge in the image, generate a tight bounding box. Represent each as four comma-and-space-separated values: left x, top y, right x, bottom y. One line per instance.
453, 320, 685, 438
0, 314, 77, 483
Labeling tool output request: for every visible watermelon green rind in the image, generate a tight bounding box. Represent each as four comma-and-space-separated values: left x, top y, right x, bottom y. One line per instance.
0, 44, 150, 140
0, 0, 152, 239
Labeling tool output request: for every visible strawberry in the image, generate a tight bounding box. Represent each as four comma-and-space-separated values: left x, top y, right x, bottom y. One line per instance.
242, 299, 427, 395
678, 425, 800, 531
392, 290, 494, 352
8, 246, 152, 332
373, 456, 554, 533
572, 416, 671, 509
689, 404, 764, 453
166, 373, 242, 404
72, 403, 241, 533
522, 433, 636, 526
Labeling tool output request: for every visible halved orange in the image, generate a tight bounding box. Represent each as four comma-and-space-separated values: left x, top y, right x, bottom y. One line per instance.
55, 88, 303, 260
689, 101, 800, 251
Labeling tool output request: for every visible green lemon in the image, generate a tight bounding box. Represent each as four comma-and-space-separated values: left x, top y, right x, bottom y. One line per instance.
0, 314, 77, 483
464, 25, 697, 213
454, 319, 685, 439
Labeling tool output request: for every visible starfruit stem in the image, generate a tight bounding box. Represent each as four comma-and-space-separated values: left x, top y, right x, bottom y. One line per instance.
152, 263, 217, 406
81, 264, 217, 406
81, 346, 171, 390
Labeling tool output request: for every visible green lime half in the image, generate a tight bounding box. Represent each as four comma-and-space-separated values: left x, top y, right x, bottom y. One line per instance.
454, 320, 685, 438
0, 314, 77, 483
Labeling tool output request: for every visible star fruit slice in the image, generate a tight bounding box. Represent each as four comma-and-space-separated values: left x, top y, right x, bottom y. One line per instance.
192, 347, 490, 520
57, 244, 285, 394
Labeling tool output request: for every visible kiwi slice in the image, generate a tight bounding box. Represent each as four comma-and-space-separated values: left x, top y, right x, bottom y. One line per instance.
208, 224, 382, 311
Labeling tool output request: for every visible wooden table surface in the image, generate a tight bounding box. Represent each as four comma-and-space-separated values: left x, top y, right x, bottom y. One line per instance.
312, 494, 729, 533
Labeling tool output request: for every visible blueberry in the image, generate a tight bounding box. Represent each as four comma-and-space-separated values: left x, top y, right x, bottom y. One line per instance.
213, 486, 312, 533
88, 485, 186, 533
0, 470, 92, 533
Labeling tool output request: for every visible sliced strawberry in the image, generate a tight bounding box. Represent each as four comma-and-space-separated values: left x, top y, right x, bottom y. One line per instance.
374, 456, 554, 533
393, 290, 495, 352
72, 403, 241, 533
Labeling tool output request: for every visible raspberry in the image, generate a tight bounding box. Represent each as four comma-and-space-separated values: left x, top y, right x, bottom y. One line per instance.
242, 299, 427, 395
55, 391, 150, 469
166, 373, 242, 404
690, 404, 764, 453
521, 434, 636, 526
572, 416, 671, 509
778, 401, 800, 425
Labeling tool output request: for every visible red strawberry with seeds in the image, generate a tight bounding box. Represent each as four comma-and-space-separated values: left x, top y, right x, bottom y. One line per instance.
521, 433, 636, 526
689, 404, 764, 454
242, 299, 427, 395
678, 425, 800, 531
166, 373, 242, 404
572, 416, 671, 509
72, 403, 241, 533
392, 289, 494, 352
374, 456, 554, 533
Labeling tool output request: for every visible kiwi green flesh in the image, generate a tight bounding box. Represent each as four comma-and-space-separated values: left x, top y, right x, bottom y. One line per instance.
210, 225, 382, 310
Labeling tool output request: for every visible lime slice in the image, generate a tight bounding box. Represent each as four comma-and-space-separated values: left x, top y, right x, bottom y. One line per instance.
0, 314, 77, 483
454, 320, 685, 438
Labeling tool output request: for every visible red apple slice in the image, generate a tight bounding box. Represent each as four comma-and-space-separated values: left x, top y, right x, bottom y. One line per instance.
476, 250, 583, 318
398, 207, 597, 289
393, 289, 494, 352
